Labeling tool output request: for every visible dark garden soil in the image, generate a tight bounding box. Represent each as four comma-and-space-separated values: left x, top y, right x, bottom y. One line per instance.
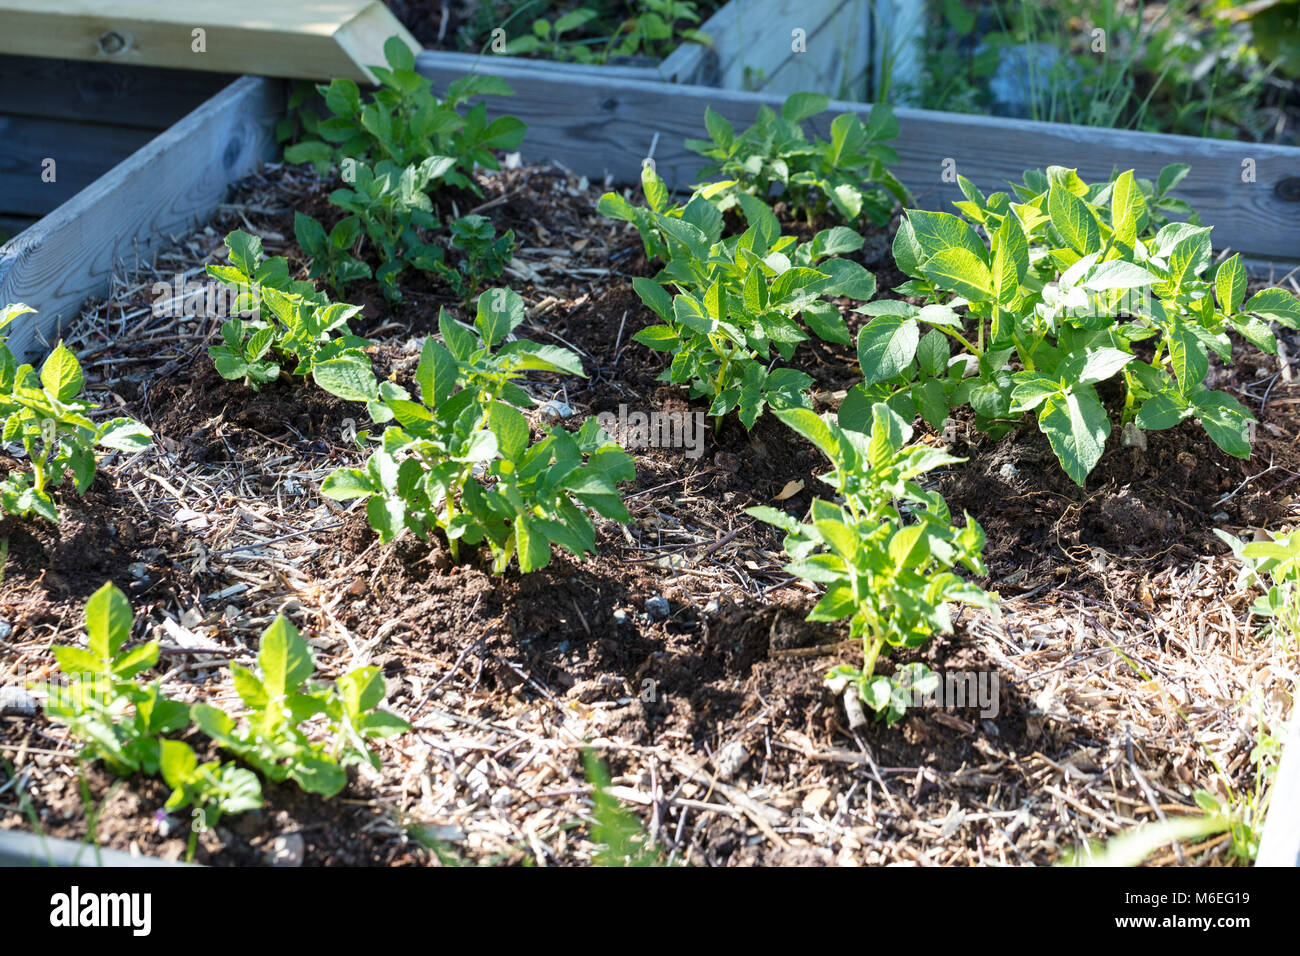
5, 726, 419, 865
0, 461, 200, 634
2, 159, 1297, 866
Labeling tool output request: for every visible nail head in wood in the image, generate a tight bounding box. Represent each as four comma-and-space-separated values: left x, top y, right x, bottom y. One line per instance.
97, 31, 130, 56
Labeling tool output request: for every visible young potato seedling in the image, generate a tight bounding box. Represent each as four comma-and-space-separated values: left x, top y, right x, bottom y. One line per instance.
325, 156, 455, 301
322, 288, 635, 573
159, 738, 263, 859
429, 214, 518, 304
0, 305, 152, 523
41, 582, 410, 845
749, 402, 995, 724
1216, 525, 1300, 648
284, 37, 526, 194
686, 92, 910, 227
604, 166, 876, 428
598, 163, 734, 264
206, 230, 378, 401
38, 582, 191, 775
292, 211, 372, 299
854, 165, 1300, 484
192, 614, 409, 797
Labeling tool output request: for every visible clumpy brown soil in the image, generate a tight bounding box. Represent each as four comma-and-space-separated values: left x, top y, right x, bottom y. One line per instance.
4, 728, 421, 865
940, 352, 1300, 593
0, 464, 198, 634
144, 348, 411, 462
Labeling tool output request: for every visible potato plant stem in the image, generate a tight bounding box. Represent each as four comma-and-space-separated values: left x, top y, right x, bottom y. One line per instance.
938, 325, 981, 357
862, 633, 884, 681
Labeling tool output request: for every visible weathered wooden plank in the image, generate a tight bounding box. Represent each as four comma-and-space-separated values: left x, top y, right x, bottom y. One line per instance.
409, 51, 663, 83
0, 826, 187, 866
417, 51, 1300, 265
0, 116, 155, 216
689, 0, 871, 99
0, 0, 417, 83
870, 0, 925, 102
0, 76, 283, 362
1257, 714, 1300, 866
0, 55, 234, 126
657, 24, 713, 85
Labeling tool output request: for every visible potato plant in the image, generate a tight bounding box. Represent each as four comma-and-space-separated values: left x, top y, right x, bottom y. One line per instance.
0, 305, 152, 523
428, 214, 518, 304
292, 212, 372, 298
284, 37, 526, 194
324, 156, 455, 300
322, 288, 635, 573
602, 167, 877, 428
284, 37, 521, 305
1217, 526, 1300, 647
38, 582, 191, 775
598, 163, 732, 264
192, 615, 409, 797
749, 402, 995, 724
206, 230, 378, 400
41, 582, 408, 826
685, 92, 910, 227
159, 739, 263, 841
854, 166, 1300, 483
297, 158, 516, 304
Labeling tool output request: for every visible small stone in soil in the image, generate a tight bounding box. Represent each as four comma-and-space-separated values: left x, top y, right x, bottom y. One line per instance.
537, 399, 573, 420
268, 832, 305, 867
713, 741, 749, 781
645, 595, 670, 620
0, 686, 37, 717
231, 809, 264, 837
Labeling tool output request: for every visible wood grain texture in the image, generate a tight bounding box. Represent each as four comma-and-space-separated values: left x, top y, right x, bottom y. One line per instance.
692, 0, 871, 99
0, 116, 155, 216
0, 0, 417, 83
870, 0, 925, 101
0, 76, 283, 362
417, 51, 1300, 265
415, 51, 663, 83
0, 55, 234, 126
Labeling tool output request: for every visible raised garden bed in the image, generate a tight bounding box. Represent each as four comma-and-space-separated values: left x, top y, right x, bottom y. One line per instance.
1, 35, 1298, 869
389, 0, 724, 84
415, 50, 1300, 267
0, 68, 281, 361
388, 0, 871, 95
